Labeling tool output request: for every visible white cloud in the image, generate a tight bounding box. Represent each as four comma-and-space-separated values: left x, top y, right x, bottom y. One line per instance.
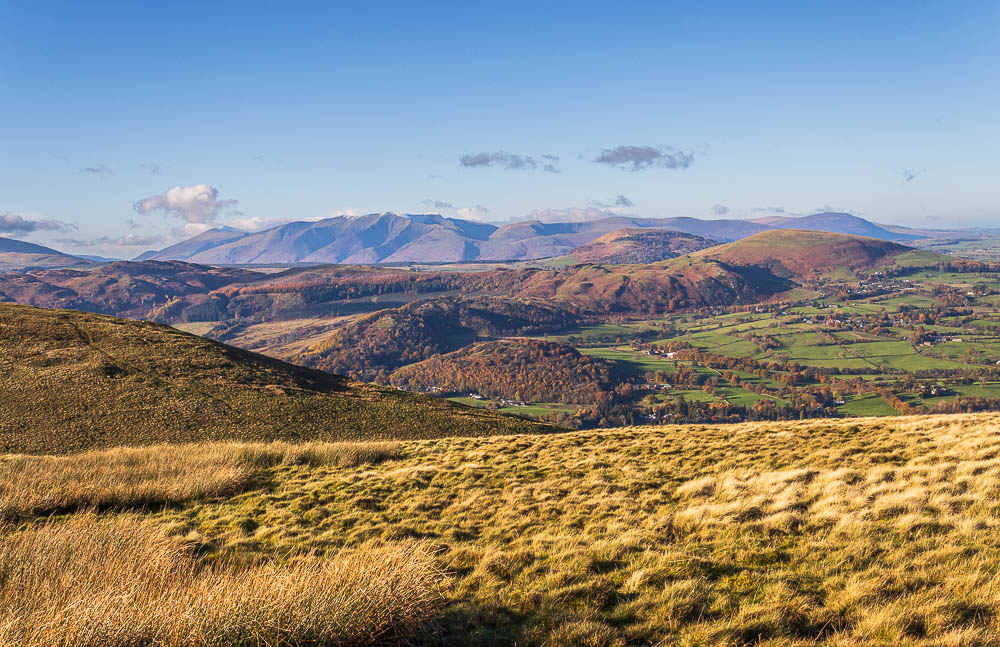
133, 184, 238, 226
180, 222, 214, 236
457, 205, 490, 221
226, 216, 282, 232
116, 233, 163, 246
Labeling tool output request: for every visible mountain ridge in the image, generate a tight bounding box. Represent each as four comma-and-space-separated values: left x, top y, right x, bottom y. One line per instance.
137, 211, 923, 265
0, 236, 95, 272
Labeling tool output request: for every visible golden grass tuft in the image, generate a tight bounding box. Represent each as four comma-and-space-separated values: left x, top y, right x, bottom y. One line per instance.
0, 441, 401, 519
0, 514, 441, 646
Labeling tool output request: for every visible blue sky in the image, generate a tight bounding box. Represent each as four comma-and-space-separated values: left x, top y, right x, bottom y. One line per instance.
1, 1, 998, 256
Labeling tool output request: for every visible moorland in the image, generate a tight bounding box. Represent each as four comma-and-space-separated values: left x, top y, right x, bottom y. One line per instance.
6, 413, 1000, 645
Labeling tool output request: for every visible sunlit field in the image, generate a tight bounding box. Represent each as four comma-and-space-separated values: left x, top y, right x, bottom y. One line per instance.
7, 413, 1000, 645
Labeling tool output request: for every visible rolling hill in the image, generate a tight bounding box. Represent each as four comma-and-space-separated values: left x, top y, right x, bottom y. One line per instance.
693, 229, 912, 278
506, 255, 796, 313
565, 228, 717, 264
0, 236, 95, 272
298, 296, 581, 379
0, 303, 555, 453
0, 260, 262, 320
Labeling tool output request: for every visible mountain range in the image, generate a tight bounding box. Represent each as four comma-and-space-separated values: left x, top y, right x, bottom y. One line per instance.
136, 211, 924, 265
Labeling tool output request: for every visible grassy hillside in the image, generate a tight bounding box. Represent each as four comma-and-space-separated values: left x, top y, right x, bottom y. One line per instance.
0, 303, 555, 453
7, 412, 1000, 645
694, 229, 911, 278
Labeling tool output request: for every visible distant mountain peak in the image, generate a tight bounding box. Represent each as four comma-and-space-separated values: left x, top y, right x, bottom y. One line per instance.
749, 212, 923, 241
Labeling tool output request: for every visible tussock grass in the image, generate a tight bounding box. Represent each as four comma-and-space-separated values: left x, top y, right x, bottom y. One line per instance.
12, 413, 1000, 644
0, 441, 401, 519
0, 514, 441, 647
177, 413, 1000, 645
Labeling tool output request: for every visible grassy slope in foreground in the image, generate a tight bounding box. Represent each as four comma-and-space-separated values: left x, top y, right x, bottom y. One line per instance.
0, 303, 555, 454
190, 413, 1000, 645
11, 412, 1000, 645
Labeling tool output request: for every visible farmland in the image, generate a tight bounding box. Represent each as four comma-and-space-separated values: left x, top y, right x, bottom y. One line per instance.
504, 263, 1000, 426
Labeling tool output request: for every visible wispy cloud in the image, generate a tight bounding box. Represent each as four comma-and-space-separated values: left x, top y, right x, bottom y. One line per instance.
587, 194, 634, 209
712, 204, 730, 215
421, 199, 454, 209
81, 164, 113, 178
593, 145, 694, 171
138, 162, 161, 174
0, 212, 76, 236
812, 205, 857, 215
902, 168, 922, 183
752, 206, 788, 215
459, 151, 560, 172
133, 184, 239, 235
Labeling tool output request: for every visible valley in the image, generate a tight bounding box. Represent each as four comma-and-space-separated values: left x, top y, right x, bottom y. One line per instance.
8, 6, 1000, 645
5, 224, 1000, 431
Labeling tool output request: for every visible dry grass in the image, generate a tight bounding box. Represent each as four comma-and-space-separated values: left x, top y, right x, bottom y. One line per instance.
171, 413, 1000, 645
12, 413, 1000, 644
0, 441, 401, 519
0, 514, 441, 646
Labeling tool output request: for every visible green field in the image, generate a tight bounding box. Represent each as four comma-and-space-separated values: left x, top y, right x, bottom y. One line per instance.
838, 395, 899, 416
577, 347, 679, 376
